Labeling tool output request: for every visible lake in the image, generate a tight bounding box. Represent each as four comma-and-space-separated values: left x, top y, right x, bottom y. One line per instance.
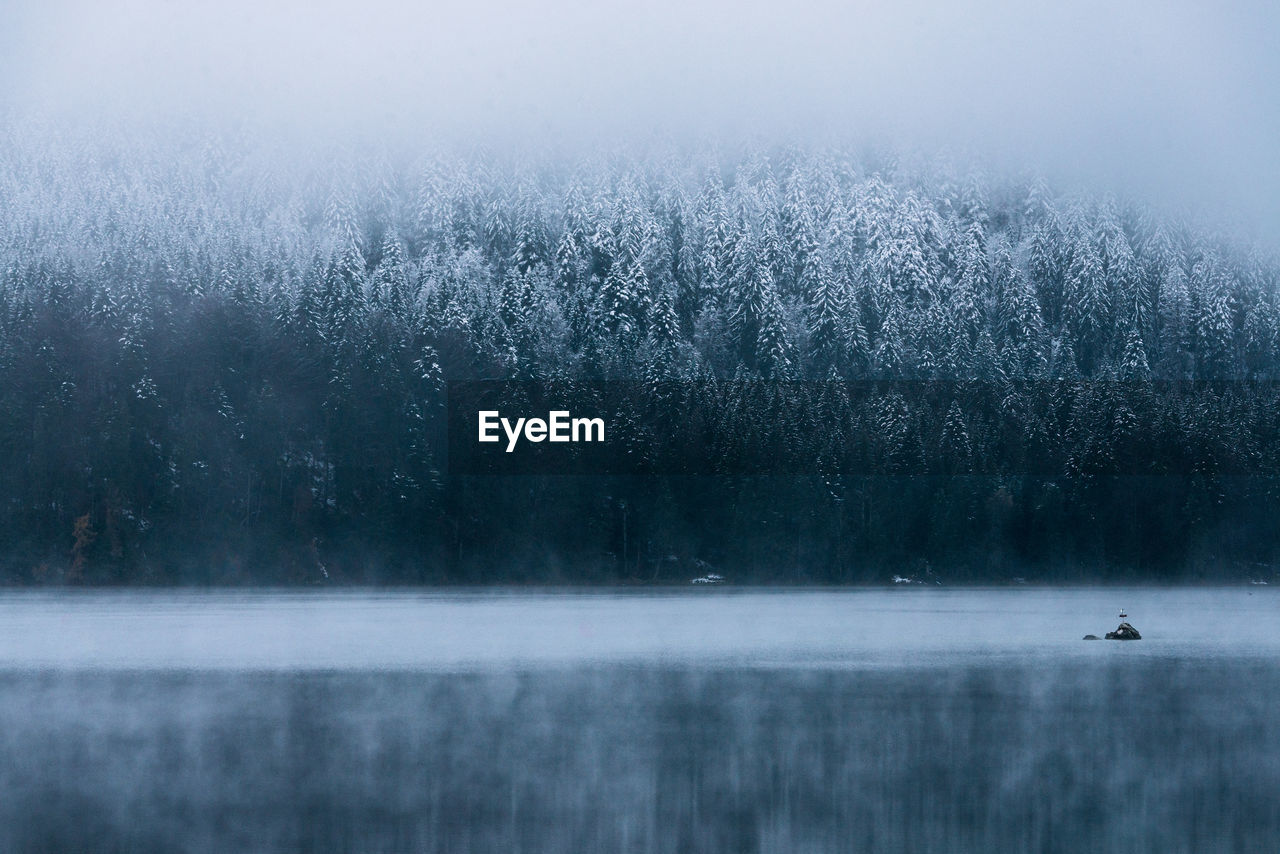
0, 588, 1277, 852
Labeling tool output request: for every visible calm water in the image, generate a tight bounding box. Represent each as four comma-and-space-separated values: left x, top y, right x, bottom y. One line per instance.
0, 588, 1277, 852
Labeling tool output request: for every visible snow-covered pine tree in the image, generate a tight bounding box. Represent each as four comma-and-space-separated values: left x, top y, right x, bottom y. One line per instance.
1063, 228, 1110, 374
804, 251, 848, 376
754, 284, 794, 378
1193, 254, 1234, 379
1118, 323, 1151, 381
998, 268, 1047, 378
371, 233, 410, 319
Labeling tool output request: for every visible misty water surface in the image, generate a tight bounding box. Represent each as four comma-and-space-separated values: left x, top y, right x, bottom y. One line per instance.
0, 587, 1275, 670
1, 589, 1278, 853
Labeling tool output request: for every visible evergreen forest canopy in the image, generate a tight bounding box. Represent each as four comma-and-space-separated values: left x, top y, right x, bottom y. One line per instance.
2, 126, 1280, 584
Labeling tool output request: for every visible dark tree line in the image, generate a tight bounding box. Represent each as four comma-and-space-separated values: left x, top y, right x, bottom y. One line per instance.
1, 127, 1278, 583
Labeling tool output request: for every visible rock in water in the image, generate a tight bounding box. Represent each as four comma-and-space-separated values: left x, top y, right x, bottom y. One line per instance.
1083, 634, 1101, 640
1104, 622, 1142, 640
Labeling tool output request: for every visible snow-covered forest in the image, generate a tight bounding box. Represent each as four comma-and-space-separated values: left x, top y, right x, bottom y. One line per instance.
3, 128, 1279, 583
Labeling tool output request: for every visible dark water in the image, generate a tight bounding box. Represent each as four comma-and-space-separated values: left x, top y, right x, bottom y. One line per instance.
1, 591, 1277, 853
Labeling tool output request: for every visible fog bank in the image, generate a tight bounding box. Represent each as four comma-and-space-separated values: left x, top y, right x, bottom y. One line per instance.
3, 0, 1278, 239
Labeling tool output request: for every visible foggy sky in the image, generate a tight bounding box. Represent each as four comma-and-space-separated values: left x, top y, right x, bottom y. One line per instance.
3, 0, 1279, 240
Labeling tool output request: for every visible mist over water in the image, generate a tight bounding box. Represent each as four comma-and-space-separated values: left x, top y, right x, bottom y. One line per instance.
1, 590, 1278, 853
0, 588, 1277, 670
